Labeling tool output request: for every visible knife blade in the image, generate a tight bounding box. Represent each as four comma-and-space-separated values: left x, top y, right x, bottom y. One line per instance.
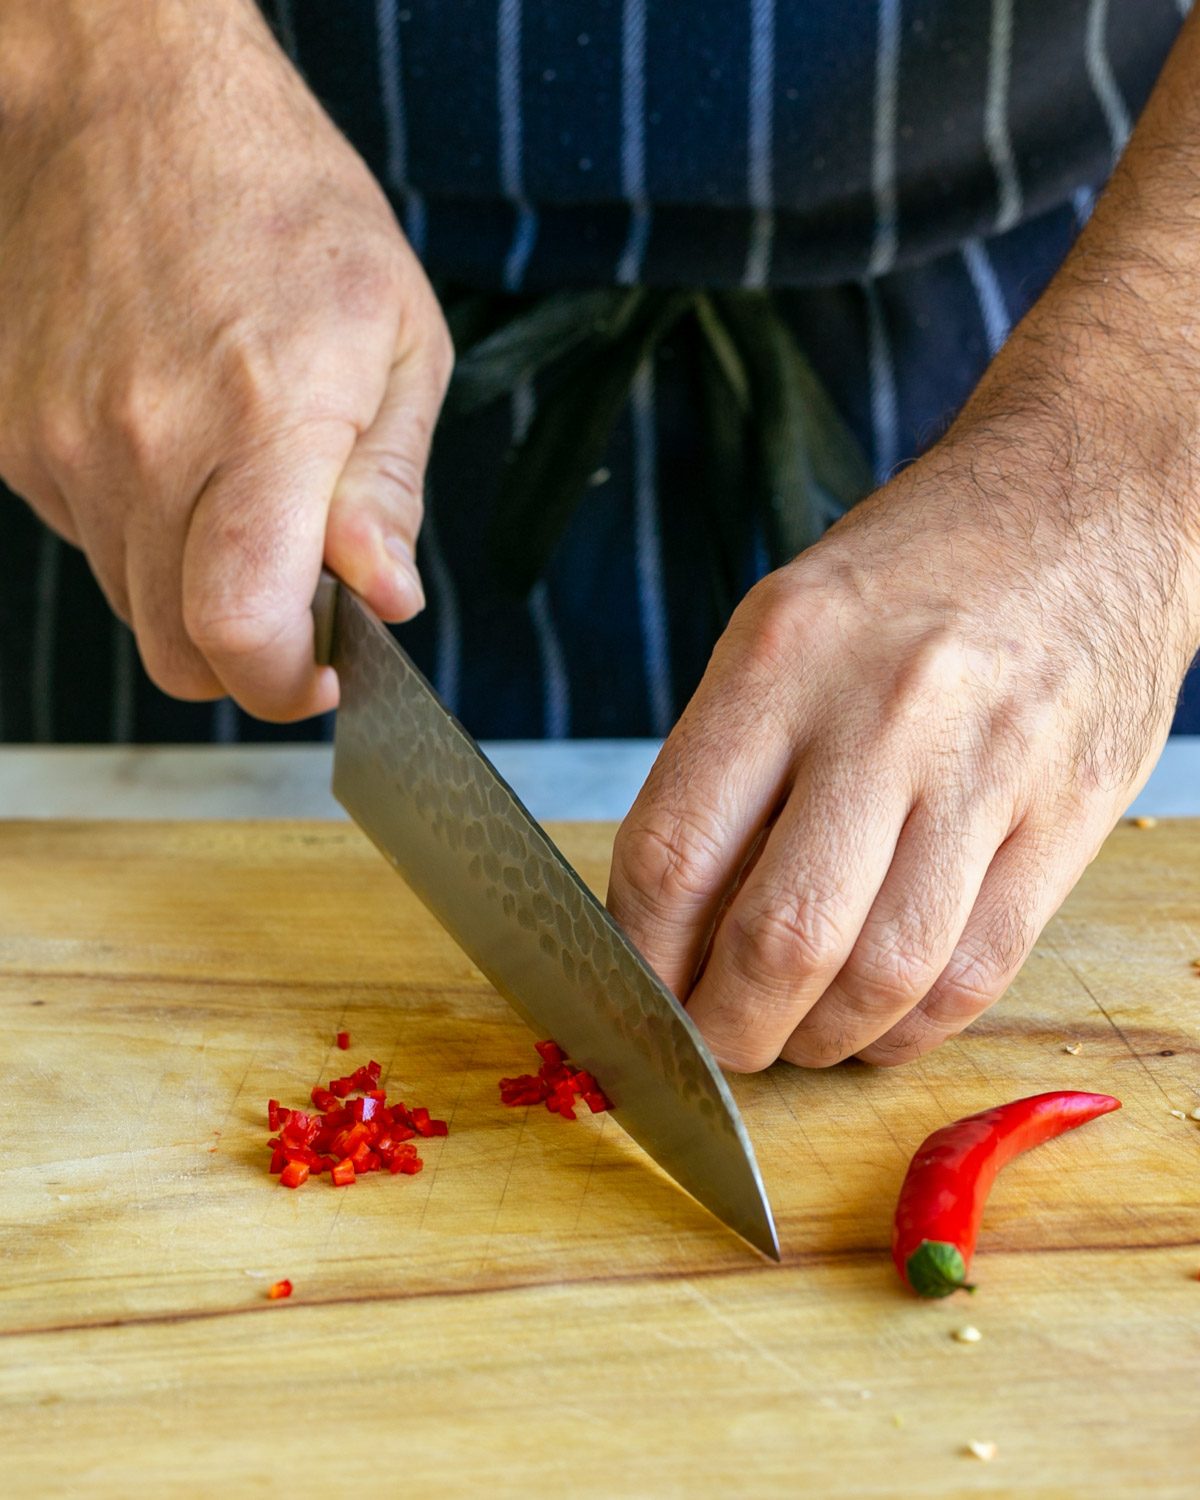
314, 571, 779, 1260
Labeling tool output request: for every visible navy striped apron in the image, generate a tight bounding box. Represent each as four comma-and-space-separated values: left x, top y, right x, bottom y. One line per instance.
2, 0, 1197, 741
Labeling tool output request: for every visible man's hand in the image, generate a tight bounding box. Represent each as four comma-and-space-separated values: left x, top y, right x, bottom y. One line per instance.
0, 0, 451, 719
610, 417, 1195, 1070
610, 13, 1200, 1070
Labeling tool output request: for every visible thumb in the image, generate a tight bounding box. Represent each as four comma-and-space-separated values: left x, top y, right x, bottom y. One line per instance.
324, 320, 453, 622
183, 422, 352, 722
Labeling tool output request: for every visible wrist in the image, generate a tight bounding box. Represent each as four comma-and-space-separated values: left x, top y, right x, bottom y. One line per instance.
955, 279, 1200, 657
0, 0, 269, 138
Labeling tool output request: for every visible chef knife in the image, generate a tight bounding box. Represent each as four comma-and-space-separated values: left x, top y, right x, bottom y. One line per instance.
313, 571, 780, 1260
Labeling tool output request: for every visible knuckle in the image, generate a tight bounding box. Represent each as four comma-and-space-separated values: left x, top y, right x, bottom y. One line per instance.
882, 630, 990, 736
35, 407, 90, 479
715, 1040, 782, 1074
846, 928, 941, 1009
927, 963, 1002, 1019
611, 807, 726, 916
725, 572, 800, 679
895, 630, 973, 700
973, 903, 1038, 982
328, 240, 405, 325
371, 448, 426, 514
101, 375, 173, 475
213, 329, 290, 428
727, 890, 846, 988
136, 633, 219, 701
694, 1008, 783, 1074
925, 908, 1035, 1022
856, 1028, 930, 1068
721, 568, 846, 713
184, 600, 287, 664
780, 1026, 856, 1070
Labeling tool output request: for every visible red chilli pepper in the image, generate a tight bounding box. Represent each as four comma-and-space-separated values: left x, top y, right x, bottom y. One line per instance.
336, 1031, 351, 1051
267, 1279, 293, 1300
893, 1090, 1121, 1298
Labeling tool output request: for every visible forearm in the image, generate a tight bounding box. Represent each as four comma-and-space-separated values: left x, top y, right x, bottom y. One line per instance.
1067, 8, 1200, 385
961, 11, 1200, 647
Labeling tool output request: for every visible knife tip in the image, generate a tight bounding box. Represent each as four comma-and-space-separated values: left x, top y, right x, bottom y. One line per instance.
741, 1208, 782, 1262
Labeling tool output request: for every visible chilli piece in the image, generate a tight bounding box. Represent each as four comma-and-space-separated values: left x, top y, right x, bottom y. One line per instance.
499, 1040, 611, 1120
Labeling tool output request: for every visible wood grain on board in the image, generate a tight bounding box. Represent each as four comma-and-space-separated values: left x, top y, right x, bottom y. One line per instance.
1, 819, 1197, 1497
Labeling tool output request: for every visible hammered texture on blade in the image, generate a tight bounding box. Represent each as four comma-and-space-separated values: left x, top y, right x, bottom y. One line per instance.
329, 586, 778, 1258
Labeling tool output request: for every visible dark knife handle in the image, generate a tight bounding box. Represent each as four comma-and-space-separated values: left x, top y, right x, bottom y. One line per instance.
312, 569, 341, 667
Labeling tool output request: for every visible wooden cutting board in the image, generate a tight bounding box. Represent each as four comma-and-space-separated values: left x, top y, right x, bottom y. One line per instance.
1, 818, 1197, 1498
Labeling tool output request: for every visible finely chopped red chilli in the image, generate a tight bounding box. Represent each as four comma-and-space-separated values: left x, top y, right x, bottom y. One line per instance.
269, 1042, 604, 1188
498, 1039, 611, 1120
267, 1059, 447, 1188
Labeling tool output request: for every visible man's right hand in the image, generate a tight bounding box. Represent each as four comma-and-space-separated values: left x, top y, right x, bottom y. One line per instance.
0, 0, 452, 719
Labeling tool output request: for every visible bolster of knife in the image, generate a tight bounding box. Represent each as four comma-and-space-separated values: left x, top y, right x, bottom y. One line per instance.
312, 570, 341, 667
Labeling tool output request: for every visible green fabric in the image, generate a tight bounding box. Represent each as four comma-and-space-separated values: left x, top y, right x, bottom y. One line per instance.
442, 288, 873, 601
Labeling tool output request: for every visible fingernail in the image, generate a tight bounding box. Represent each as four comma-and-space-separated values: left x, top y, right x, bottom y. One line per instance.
384, 533, 425, 611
